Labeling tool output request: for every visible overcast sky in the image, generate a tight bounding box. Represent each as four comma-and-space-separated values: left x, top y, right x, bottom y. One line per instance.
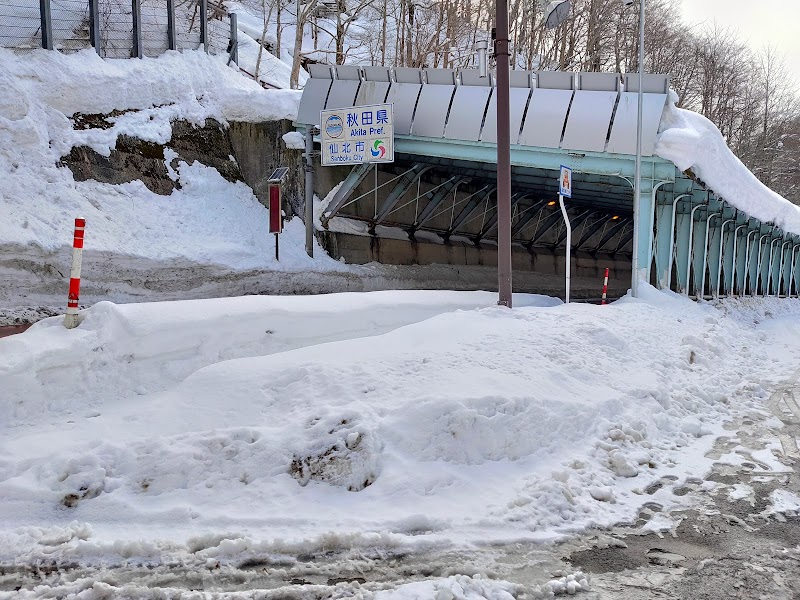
678, 0, 800, 85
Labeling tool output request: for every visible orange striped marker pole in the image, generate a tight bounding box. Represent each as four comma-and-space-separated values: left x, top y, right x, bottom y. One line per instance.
601, 268, 609, 305
64, 218, 86, 329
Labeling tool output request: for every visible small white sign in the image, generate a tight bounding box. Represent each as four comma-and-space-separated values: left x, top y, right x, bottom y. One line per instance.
320, 103, 394, 166
559, 165, 572, 198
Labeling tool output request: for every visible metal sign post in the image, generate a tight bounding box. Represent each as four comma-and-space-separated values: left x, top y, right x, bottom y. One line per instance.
559, 165, 573, 304
320, 103, 394, 166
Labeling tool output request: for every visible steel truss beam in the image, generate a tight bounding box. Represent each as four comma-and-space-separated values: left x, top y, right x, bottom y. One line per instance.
511, 203, 549, 238
321, 162, 376, 227
478, 195, 536, 241
374, 164, 434, 225
553, 209, 594, 248
447, 186, 497, 237
576, 215, 618, 250
593, 219, 631, 253
615, 229, 635, 254
528, 210, 567, 247
413, 177, 471, 231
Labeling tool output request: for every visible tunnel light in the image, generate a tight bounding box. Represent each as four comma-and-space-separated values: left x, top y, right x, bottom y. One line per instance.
547, 201, 557, 206
612, 215, 620, 220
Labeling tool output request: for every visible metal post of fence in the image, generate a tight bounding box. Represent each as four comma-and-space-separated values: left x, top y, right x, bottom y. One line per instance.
228, 13, 239, 65
88, 0, 100, 50
39, 0, 53, 49
131, 0, 143, 58
167, 0, 177, 50
199, 0, 208, 52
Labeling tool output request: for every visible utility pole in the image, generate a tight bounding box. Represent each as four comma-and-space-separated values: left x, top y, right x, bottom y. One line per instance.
631, 0, 645, 297
495, 0, 513, 307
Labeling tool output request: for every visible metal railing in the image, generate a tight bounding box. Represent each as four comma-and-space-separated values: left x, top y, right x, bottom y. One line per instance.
0, 0, 234, 59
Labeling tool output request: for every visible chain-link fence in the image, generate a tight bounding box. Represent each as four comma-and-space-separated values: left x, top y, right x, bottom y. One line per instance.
0, 0, 232, 58
0, 0, 42, 49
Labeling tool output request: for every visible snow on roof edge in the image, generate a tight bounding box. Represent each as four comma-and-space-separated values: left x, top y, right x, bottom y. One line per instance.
655, 90, 800, 237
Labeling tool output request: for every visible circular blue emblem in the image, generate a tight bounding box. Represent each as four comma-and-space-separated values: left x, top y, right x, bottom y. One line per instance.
325, 115, 344, 138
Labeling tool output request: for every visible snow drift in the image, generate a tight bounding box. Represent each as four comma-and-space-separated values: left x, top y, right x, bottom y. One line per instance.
655, 90, 800, 235
2, 288, 798, 567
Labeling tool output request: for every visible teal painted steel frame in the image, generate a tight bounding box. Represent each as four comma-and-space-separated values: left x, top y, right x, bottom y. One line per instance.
312, 131, 798, 300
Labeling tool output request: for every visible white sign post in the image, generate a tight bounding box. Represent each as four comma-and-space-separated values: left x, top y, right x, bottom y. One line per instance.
320, 103, 394, 166
559, 165, 572, 304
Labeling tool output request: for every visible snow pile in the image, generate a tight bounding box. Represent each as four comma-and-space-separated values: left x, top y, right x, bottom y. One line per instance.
655, 91, 800, 235
2, 291, 555, 426
1, 287, 798, 566
766, 489, 800, 516
376, 574, 519, 599
0, 48, 321, 270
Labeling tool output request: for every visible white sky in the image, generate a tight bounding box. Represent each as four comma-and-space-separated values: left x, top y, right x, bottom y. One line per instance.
679, 0, 800, 85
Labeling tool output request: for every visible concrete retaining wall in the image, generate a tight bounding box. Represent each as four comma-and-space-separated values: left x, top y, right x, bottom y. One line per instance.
320, 230, 631, 289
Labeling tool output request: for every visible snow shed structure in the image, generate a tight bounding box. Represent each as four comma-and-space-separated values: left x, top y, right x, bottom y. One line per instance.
297, 65, 800, 298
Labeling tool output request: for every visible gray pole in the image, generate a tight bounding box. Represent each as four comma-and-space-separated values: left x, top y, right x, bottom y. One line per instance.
229, 13, 239, 65
558, 194, 571, 303
39, 0, 52, 49
305, 127, 315, 258
631, 0, 645, 297
88, 0, 100, 51
131, 0, 143, 58
199, 0, 208, 52
167, 0, 177, 50
495, 0, 513, 307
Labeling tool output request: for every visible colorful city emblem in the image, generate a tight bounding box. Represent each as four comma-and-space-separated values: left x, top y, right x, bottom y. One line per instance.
371, 139, 386, 159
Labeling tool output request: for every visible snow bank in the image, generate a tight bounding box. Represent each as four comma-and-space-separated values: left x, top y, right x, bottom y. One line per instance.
0, 47, 300, 122
1, 287, 797, 565
0, 290, 556, 424
655, 91, 800, 235
0, 48, 318, 270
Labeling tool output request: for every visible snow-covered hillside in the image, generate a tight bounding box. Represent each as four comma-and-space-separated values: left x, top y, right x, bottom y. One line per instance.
0, 48, 335, 273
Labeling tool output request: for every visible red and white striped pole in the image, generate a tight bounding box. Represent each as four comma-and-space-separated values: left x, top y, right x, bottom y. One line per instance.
601, 267, 609, 306
64, 218, 86, 329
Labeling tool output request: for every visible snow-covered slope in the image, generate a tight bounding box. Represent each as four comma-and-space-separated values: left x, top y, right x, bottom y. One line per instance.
2, 287, 798, 566
656, 91, 800, 234
0, 48, 326, 272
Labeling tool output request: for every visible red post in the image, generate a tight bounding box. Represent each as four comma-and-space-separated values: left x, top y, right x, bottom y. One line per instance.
601, 267, 609, 305
269, 184, 282, 261
268, 184, 282, 234
64, 218, 86, 329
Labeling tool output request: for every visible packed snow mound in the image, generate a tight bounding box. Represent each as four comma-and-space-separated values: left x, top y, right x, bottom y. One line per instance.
0, 48, 318, 269
2, 287, 797, 564
655, 91, 800, 235
2, 290, 550, 424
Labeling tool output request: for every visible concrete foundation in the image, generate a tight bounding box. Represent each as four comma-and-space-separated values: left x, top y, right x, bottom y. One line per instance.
320, 230, 631, 298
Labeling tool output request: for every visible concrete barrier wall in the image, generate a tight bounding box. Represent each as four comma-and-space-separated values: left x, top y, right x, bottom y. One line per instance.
320, 230, 631, 288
